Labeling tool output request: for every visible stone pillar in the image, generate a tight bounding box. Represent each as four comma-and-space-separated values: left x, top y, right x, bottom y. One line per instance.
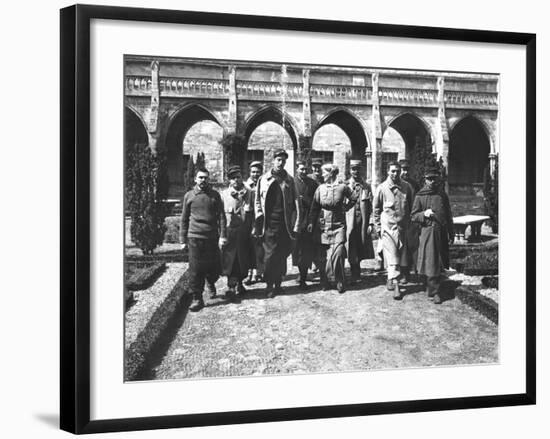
365, 149, 372, 183
146, 61, 160, 154
228, 65, 237, 133
298, 135, 312, 164
435, 76, 450, 169
371, 73, 383, 188
300, 69, 313, 166
489, 152, 498, 178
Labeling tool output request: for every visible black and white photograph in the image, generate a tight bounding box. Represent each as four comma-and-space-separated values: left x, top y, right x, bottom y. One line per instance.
53, 2, 538, 435
124, 55, 500, 382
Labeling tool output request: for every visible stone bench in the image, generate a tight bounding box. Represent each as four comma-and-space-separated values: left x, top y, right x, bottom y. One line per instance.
453, 215, 491, 243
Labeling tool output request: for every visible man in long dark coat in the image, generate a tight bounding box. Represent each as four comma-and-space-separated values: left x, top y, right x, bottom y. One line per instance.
244, 160, 264, 284
220, 165, 253, 301
399, 159, 420, 283
292, 160, 319, 290
410, 167, 454, 304
345, 159, 375, 283
255, 149, 300, 298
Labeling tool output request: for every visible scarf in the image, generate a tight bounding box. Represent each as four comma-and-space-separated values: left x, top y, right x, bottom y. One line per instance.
271, 168, 288, 182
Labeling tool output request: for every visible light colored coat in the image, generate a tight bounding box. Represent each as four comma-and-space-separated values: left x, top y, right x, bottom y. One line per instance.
373, 177, 414, 266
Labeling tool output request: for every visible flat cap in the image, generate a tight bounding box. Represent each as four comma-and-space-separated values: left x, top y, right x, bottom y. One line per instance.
227, 165, 242, 178
424, 166, 441, 177
350, 159, 362, 168
249, 160, 263, 169
273, 148, 289, 159
311, 158, 323, 166
399, 159, 411, 168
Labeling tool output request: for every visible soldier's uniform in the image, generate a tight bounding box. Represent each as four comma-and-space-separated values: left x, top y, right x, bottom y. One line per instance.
345, 160, 375, 282
244, 161, 264, 283
292, 169, 319, 288
220, 165, 254, 299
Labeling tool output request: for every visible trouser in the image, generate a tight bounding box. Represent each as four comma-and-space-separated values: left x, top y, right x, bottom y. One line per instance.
263, 224, 292, 286
228, 257, 246, 288
188, 238, 220, 299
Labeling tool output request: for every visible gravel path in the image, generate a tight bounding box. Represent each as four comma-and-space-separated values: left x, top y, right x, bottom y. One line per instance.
143, 262, 498, 381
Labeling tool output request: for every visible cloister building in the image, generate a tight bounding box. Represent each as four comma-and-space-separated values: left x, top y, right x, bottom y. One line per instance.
125, 56, 498, 211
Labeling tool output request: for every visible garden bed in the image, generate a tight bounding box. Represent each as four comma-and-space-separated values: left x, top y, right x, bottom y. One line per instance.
451, 240, 498, 275
125, 262, 167, 291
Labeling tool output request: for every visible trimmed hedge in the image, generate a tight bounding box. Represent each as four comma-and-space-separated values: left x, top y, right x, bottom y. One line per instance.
126, 262, 166, 291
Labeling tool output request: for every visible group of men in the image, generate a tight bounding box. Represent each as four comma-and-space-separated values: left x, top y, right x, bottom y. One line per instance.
179, 148, 454, 312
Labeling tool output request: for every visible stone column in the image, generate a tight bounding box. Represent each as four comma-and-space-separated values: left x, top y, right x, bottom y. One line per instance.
435, 76, 450, 168
147, 61, 160, 154
489, 152, 498, 178
228, 65, 238, 134
365, 149, 373, 183
298, 136, 312, 164
301, 69, 313, 165
371, 73, 383, 188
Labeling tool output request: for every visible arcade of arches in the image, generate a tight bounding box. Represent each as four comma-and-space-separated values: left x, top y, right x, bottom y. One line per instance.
125, 58, 499, 213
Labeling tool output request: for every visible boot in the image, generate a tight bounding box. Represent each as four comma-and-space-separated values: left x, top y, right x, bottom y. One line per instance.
189, 294, 205, 312
386, 278, 395, 291
244, 270, 254, 286
237, 282, 247, 297
393, 280, 403, 300
206, 280, 217, 299
350, 264, 360, 284
337, 280, 345, 294
266, 284, 275, 299
298, 268, 308, 291
225, 287, 239, 303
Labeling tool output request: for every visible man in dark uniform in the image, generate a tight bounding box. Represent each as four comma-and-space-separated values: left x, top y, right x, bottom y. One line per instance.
399, 159, 420, 283
345, 159, 375, 283
292, 160, 319, 290
220, 165, 253, 301
255, 149, 300, 298
180, 169, 226, 312
244, 160, 264, 284
410, 167, 454, 304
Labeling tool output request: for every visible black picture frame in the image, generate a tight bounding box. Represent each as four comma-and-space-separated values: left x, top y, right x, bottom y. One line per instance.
60, 4, 536, 434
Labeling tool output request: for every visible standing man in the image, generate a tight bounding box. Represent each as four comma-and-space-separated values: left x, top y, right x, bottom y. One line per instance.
244, 160, 264, 284
399, 158, 420, 282
180, 169, 226, 312
373, 161, 414, 300
255, 149, 300, 298
292, 160, 319, 290
220, 165, 253, 301
411, 167, 454, 304
308, 158, 324, 185
399, 159, 420, 193
345, 159, 375, 283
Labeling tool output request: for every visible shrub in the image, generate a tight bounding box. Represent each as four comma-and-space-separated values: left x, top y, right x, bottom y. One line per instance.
125, 143, 169, 255
219, 133, 246, 170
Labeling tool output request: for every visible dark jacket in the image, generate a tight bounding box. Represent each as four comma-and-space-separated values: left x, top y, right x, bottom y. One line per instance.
179, 186, 226, 244
255, 170, 300, 239
294, 174, 319, 232
411, 185, 454, 276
